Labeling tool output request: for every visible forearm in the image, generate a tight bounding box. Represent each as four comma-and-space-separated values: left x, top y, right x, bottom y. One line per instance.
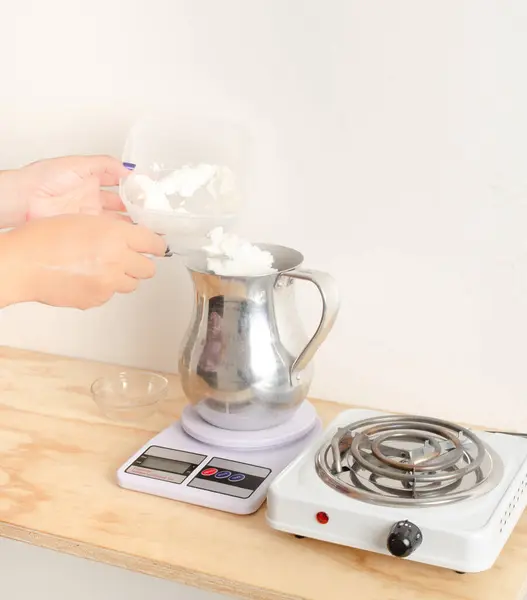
0, 231, 32, 308
0, 170, 27, 229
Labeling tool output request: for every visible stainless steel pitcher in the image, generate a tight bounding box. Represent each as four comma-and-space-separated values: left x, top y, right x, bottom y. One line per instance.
179, 244, 340, 430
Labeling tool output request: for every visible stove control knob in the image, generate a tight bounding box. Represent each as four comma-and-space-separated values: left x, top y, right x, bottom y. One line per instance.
387, 520, 422, 558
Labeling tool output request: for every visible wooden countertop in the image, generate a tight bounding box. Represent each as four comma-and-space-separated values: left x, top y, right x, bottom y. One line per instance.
0, 347, 526, 600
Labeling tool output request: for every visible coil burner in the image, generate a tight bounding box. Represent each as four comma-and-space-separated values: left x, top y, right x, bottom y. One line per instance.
267, 408, 527, 572
315, 414, 504, 507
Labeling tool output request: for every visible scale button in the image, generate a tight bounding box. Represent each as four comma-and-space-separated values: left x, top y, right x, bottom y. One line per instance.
228, 473, 245, 482
201, 468, 218, 477
215, 470, 232, 479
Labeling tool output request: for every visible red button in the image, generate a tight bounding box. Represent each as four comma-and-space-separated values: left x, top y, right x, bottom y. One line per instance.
201, 468, 218, 477
316, 511, 329, 524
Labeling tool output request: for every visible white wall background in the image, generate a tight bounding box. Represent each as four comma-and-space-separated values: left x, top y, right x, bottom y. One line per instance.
0, 1, 527, 598
1, 1, 527, 430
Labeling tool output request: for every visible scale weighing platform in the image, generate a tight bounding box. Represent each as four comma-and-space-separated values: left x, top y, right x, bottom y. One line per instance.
117, 402, 321, 514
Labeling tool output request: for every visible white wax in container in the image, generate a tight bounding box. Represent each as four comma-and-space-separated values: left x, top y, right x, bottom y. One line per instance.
203, 227, 276, 277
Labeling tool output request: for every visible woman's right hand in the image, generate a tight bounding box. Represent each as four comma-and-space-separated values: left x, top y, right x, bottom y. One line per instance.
0, 214, 167, 309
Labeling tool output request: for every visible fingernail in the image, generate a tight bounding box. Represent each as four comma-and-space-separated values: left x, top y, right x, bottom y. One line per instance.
123, 162, 136, 170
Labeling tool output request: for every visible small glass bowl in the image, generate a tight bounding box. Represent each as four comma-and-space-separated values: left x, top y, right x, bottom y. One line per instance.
90, 371, 168, 422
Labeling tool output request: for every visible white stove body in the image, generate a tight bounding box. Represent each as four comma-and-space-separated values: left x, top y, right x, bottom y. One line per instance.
266, 409, 527, 573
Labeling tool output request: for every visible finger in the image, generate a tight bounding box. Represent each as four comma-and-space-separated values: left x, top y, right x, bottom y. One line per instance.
100, 190, 126, 211
114, 274, 140, 294
123, 251, 157, 280
84, 155, 131, 186
123, 223, 167, 256
102, 210, 133, 223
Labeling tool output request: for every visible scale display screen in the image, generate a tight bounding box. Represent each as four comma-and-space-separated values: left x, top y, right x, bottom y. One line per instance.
140, 456, 189, 475
125, 446, 207, 484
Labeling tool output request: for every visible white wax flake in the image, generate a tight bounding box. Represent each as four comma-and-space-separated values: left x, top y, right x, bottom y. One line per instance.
160, 164, 217, 198
133, 174, 172, 211
130, 164, 221, 212
203, 227, 276, 277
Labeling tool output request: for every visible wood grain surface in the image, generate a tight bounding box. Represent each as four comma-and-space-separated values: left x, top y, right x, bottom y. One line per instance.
0, 346, 525, 600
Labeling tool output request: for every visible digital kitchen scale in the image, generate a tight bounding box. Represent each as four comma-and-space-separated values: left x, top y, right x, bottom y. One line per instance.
117, 401, 322, 514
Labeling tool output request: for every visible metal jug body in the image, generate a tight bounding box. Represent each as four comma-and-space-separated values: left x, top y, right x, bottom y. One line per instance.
179, 244, 339, 431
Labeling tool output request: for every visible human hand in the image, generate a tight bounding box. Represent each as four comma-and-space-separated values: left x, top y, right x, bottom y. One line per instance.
0, 155, 131, 228
0, 214, 166, 310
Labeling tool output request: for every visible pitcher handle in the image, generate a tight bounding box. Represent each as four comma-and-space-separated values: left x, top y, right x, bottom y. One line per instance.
286, 269, 340, 381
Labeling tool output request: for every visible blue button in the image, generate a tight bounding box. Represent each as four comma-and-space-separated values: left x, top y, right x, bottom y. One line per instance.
215, 470, 231, 479
228, 473, 245, 482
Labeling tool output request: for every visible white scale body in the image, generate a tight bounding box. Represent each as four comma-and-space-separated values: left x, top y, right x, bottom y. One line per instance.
118, 402, 321, 515
266, 408, 527, 573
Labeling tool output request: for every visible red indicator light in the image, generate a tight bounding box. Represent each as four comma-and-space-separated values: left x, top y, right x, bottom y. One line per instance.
316, 511, 329, 524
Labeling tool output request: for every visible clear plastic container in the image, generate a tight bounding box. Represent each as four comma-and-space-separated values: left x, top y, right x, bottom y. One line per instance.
120, 114, 247, 253
91, 371, 168, 422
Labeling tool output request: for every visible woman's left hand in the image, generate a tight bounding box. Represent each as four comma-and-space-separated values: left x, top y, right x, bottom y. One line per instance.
0, 155, 131, 228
